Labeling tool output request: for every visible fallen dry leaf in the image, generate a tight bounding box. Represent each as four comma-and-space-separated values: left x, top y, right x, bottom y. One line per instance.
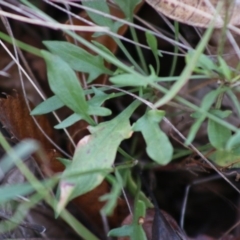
0, 93, 60, 177
146, 0, 240, 28
0, 93, 54, 150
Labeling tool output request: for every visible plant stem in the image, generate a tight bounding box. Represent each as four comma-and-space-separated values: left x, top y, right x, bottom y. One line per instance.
115, 37, 145, 75
129, 26, 148, 73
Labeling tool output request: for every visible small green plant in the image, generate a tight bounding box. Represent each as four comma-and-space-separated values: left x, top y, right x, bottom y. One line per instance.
28, 0, 240, 234
1, 0, 240, 239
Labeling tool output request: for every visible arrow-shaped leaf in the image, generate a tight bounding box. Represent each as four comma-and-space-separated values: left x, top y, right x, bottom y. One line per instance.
43, 41, 112, 82
57, 101, 140, 212
208, 110, 232, 150
133, 110, 173, 165
41, 51, 92, 123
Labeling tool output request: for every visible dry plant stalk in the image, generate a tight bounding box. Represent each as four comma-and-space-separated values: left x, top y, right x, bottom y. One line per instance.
146, 0, 240, 27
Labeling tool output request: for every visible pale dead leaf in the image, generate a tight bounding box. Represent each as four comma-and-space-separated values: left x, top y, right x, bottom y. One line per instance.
146, 0, 240, 28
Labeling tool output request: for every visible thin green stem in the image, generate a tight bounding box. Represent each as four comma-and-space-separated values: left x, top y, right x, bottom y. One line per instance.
151, 82, 240, 133
126, 171, 153, 208
169, 21, 179, 76
215, 92, 225, 109
115, 38, 145, 75
129, 26, 148, 73
0, 31, 42, 57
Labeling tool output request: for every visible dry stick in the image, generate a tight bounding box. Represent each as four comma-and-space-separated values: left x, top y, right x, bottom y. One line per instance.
0, 2, 107, 32
3, 0, 190, 56
0, 60, 14, 77
222, 219, 240, 238
180, 174, 218, 229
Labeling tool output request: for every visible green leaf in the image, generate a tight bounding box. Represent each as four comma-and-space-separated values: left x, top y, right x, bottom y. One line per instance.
82, 0, 121, 33
153, 24, 215, 108
88, 106, 112, 116
54, 113, 82, 129
57, 158, 71, 168
186, 88, 227, 145
41, 50, 91, 122
57, 101, 140, 212
209, 109, 232, 119
133, 110, 173, 165
108, 200, 147, 240
218, 56, 232, 80
146, 31, 160, 74
227, 90, 240, 118
157, 50, 163, 57
0, 139, 40, 179
191, 109, 231, 119
110, 68, 157, 87
207, 110, 232, 150
114, 0, 142, 19
208, 119, 231, 150
92, 41, 116, 59
53, 87, 113, 129
108, 225, 132, 237
31, 95, 63, 115
210, 148, 240, 168
43, 41, 112, 82
145, 32, 158, 54
99, 171, 123, 215
0, 178, 57, 217
89, 87, 115, 106
125, 170, 153, 208
110, 73, 147, 87
31, 88, 116, 117
0, 183, 35, 203
54, 88, 113, 129
54, 107, 111, 129
186, 51, 219, 75
226, 132, 240, 151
